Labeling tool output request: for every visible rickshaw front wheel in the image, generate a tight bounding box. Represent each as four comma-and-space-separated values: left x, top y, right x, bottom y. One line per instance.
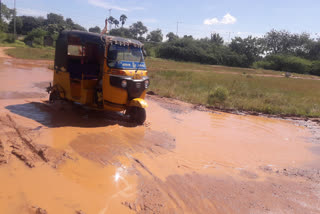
126, 107, 146, 125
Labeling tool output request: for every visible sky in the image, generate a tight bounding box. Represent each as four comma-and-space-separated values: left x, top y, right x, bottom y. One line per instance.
2, 0, 320, 41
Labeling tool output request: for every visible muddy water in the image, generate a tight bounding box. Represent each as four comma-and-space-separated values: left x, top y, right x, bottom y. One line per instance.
0, 53, 319, 214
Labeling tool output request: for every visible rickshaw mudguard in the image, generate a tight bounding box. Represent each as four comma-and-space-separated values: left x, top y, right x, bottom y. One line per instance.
128, 98, 148, 108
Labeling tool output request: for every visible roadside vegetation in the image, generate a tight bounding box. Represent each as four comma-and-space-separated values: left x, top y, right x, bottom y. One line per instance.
148, 69, 320, 117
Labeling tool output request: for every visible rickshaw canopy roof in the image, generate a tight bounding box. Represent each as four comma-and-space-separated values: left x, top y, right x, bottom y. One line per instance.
59, 30, 144, 48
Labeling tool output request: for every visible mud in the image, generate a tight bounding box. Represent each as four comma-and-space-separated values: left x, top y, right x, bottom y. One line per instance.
70, 130, 175, 165
124, 173, 320, 214
0, 114, 70, 168
0, 48, 320, 213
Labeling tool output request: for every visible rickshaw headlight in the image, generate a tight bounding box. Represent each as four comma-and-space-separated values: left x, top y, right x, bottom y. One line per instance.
144, 80, 150, 89
121, 80, 127, 88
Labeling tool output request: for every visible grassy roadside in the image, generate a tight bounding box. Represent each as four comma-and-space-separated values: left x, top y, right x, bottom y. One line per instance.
3, 46, 320, 117
149, 70, 320, 117
4, 46, 55, 60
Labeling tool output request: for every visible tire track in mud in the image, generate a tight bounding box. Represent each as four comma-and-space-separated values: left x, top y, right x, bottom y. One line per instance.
69, 130, 176, 166
0, 114, 70, 168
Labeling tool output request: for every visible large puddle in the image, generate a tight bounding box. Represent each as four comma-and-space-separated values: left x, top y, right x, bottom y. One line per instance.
0, 54, 319, 214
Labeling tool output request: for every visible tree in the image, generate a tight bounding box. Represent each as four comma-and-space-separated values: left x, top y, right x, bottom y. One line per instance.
0, 2, 14, 32
229, 36, 263, 66
166, 32, 178, 42
66, 18, 74, 26
307, 41, 320, 60
147, 29, 163, 42
109, 27, 133, 38
129, 21, 148, 39
19, 16, 45, 34
108, 16, 115, 30
183, 35, 193, 40
89, 26, 101, 34
210, 33, 224, 45
45, 24, 63, 34
119, 14, 127, 28
24, 28, 47, 46
46, 13, 64, 25
72, 24, 86, 31
113, 19, 120, 28
0, 2, 14, 22
8, 17, 23, 34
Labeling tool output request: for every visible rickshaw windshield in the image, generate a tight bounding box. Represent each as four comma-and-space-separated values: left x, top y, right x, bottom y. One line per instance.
107, 44, 146, 70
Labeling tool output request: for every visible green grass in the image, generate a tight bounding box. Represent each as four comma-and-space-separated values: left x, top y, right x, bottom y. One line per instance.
4, 46, 55, 60
146, 58, 281, 75
146, 58, 319, 79
0, 40, 27, 48
148, 69, 320, 117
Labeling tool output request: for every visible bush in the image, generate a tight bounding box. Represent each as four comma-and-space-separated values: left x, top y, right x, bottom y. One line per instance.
144, 43, 159, 58
208, 86, 229, 105
158, 43, 218, 64
252, 61, 273, 70
24, 28, 47, 47
220, 52, 247, 67
253, 55, 312, 74
310, 61, 320, 76
0, 32, 8, 43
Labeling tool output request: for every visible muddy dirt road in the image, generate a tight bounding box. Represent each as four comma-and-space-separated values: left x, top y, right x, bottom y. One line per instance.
0, 51, 320, 214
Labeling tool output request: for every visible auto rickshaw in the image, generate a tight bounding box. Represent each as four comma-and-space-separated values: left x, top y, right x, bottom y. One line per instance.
47, 30, 150, 124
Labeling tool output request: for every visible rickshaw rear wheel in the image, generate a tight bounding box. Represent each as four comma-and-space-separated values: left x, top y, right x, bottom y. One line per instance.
126, 107, 146, 125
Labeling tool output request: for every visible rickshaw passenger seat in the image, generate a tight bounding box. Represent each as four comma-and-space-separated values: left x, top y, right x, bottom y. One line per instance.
68, 63, 99, 80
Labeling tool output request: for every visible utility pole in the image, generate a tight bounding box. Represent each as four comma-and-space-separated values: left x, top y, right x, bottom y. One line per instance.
14, 0, 16, 40
0, 0, 2, 25
108, 9, 112, 31
176, 21, 182, 36
227, 32, 234, 43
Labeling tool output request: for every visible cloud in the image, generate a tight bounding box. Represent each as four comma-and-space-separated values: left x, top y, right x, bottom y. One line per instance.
204, 13, 237, 25
220, 13, 237, 24
17, 8, 48, 17
88, 0, 128, 11
204, 18, 219, 25
88, 0, 145, 12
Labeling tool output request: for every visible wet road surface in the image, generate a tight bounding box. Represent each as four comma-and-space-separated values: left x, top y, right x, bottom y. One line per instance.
0, 50, 320, 214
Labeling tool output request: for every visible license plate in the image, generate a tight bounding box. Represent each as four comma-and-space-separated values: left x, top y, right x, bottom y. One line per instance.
133, 73, 142, 79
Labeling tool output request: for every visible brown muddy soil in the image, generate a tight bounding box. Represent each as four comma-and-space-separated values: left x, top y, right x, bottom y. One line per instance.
0, 48, 320, 214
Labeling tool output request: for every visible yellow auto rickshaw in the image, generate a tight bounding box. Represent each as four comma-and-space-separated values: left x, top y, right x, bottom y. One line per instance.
47, 30, 150, 124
